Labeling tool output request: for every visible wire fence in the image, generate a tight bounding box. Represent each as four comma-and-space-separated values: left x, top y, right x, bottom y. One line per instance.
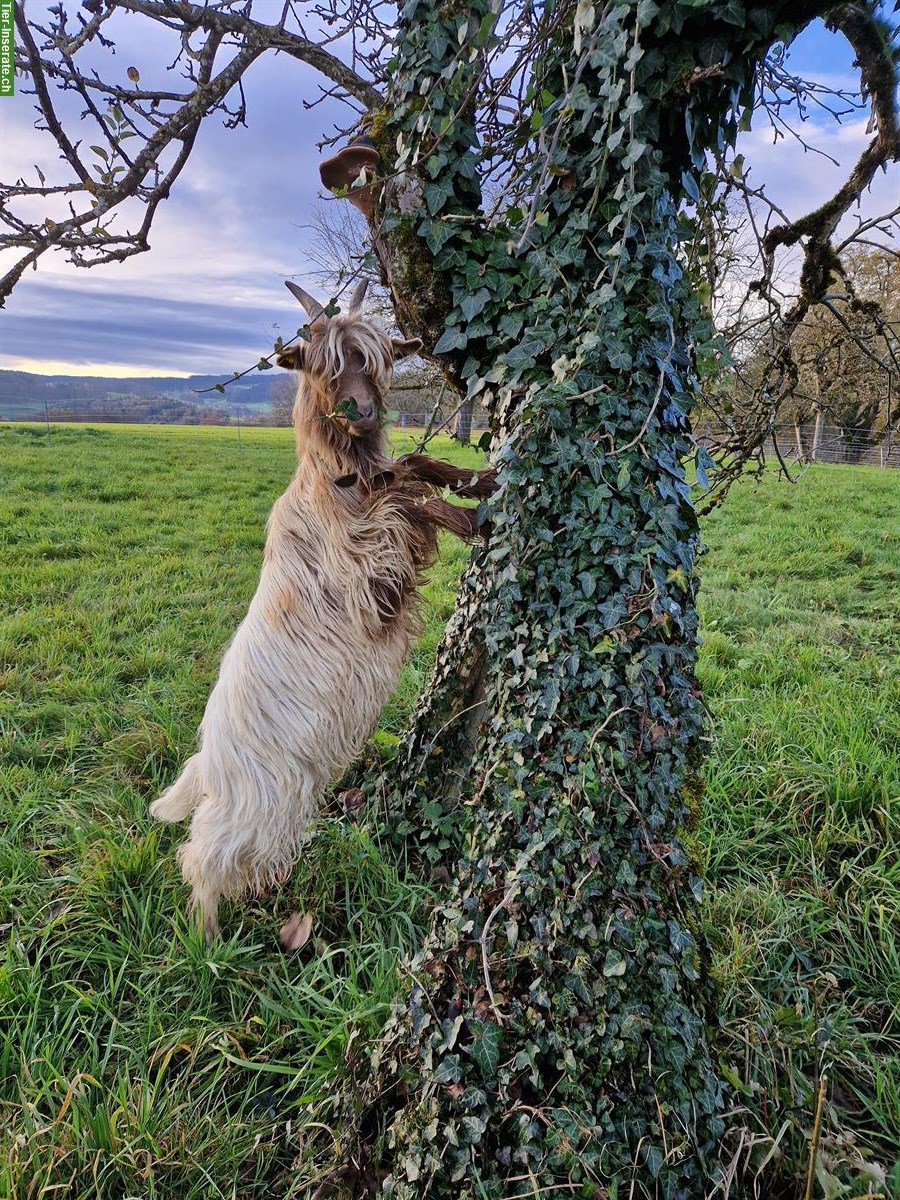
765, 423, 900, 469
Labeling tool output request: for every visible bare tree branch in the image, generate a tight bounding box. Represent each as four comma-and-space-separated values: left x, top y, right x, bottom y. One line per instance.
695, 0, 900, 503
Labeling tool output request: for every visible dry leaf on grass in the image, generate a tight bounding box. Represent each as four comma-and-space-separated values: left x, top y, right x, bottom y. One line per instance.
338, 787, 366, 812
280, 911, 313, 952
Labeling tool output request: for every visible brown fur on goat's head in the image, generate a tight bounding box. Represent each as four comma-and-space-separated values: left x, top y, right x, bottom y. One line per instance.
276, 281, 421, 464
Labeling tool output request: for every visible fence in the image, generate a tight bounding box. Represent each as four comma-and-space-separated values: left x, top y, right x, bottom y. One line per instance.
767, 422, 900, 468
0, 397, 256, 427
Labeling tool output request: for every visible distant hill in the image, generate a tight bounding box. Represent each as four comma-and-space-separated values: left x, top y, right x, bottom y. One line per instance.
0, 369, 277, 424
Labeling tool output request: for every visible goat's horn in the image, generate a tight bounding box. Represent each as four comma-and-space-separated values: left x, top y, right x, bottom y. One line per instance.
348, 278, 369, 313
285, 281, 326, 322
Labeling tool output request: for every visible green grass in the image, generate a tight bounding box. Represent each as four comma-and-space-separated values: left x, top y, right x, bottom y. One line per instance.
0, 424, 897, 1198
698, 471, 900, 1197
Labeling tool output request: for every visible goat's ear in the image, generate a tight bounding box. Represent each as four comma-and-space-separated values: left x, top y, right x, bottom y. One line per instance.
391, 337, 423, 360
276, 344, 307, 371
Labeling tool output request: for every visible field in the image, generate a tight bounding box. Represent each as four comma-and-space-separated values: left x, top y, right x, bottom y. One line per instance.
0, 422, 897, 1199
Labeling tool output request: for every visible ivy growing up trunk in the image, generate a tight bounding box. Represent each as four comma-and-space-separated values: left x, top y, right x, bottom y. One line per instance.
340, 1, 831, 1196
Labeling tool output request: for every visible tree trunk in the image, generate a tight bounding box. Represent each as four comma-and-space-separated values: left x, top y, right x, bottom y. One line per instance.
452, 399, 473, 444
794, 418, 806, 462
325, 1, 831, 1194
812, 406, 824, 461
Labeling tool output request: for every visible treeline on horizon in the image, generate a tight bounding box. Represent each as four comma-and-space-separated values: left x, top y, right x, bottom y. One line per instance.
0, 368, 465, 429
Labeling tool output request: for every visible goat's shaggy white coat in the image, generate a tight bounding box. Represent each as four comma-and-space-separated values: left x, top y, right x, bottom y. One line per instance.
151, 314, 431, 938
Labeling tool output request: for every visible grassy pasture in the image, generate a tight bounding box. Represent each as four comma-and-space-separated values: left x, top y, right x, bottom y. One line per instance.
0, 422, 897, 1199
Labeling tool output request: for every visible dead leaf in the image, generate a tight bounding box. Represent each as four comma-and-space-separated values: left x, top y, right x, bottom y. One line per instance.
338, 787, 366, 812
280, 911, 313, 952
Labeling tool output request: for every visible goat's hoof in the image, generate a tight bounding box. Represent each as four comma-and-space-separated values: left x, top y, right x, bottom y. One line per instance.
280, 911, 313, 952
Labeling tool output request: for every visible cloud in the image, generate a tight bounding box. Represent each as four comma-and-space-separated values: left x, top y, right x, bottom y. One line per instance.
737, 116, 899, 235
1, 276, 310, 375
1, 22, 353, 374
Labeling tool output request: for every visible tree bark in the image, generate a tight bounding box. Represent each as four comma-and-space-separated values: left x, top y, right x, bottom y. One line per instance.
812, 406, 824, 461
794, 419, 807, 462
452, 400, 473, 445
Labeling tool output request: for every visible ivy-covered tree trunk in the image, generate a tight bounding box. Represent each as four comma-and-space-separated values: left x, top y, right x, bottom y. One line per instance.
334, 1, 830, 1195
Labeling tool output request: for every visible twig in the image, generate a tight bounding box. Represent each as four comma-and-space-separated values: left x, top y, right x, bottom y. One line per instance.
803, 1074, 828, 1200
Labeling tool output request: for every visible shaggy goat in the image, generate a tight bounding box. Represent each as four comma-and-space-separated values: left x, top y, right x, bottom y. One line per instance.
150, 281, 495, 939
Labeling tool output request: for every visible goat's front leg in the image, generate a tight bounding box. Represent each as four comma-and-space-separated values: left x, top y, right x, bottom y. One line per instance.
400, 495, 487, 541
397, 453, 497, 499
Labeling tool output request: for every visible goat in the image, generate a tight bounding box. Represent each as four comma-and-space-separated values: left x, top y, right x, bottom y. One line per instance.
150, 280, 496, 939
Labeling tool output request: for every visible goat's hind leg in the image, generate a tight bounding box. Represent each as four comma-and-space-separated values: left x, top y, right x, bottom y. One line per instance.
176, 794, 253, 941
177, 776, 318, 941
177, 824, 228, 942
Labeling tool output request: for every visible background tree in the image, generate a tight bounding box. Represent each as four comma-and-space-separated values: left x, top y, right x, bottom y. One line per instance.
696, 240, 900, 465
692, 172, 900, 483
268, 372, 297, 427
790, 247, 900, 458
6, 1, 900, 1196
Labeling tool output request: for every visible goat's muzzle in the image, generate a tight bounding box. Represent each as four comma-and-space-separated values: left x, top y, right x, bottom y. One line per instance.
338, 394, 380, 436
348, 412, 380, 436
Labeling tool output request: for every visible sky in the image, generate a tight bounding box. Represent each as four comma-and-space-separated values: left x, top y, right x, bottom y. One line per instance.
0, 9, 897, 380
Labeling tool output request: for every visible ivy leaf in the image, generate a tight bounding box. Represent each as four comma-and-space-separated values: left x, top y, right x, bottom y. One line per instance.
433, 327, 468, 354
694, 446, 716, 489
468, 1021, 501, 1078
460, 289, 490, 322
603, 949, 627, 977
334, 398, 362, 421
666, 566, 688, 591
622, 140, 647, 168
681, 170, 700, 203
433, 1054, 462, 1084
